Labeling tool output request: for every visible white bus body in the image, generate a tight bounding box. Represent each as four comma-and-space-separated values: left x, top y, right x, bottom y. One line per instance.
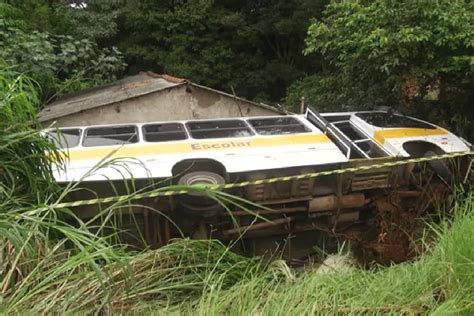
48, 115, 347, 182
46, 111, 470, 183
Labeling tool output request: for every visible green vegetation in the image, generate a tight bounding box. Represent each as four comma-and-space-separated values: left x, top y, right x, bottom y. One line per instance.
141, 195, 474, 315
289, 0, 474, 139
0, 2, 125, 99
2, 0, 473, 138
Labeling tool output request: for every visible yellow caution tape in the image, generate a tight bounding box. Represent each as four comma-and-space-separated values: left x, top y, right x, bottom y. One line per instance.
37, 151, 473, 211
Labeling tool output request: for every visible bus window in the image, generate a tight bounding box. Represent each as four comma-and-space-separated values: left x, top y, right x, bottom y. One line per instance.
248, 117, 311, 135
143, 123, 187, 142
186, 120, 253, 139
83, 125, 138, 147
356, 112, 436, 129
46, 128, 81, 149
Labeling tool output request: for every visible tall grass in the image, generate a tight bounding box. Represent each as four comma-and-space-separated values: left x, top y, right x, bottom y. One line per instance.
1, 68, 473, 314
0, 68, 62, 202
4, 200, 473, 314
132, 193, 474, 315
0, 68, 130, 312
0, 68, 263, 314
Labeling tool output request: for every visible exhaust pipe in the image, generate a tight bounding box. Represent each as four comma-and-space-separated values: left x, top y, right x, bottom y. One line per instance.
309, 193, 366, 212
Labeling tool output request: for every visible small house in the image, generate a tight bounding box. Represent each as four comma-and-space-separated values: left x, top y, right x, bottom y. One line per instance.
38, 72, 283, 127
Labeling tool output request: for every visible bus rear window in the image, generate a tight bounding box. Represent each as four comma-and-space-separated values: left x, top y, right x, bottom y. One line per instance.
356, 112, 436, 129
186, 120, 253, 139
83, 125, 138, 147
46, 129, 81, 149
143, 123, 187, 142
248, 117, 310, 135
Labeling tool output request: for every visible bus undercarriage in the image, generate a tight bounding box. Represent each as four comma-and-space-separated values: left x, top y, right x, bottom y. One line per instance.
67, 154, 471, 265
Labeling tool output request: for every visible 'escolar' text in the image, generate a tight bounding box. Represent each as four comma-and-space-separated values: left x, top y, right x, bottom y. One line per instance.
191, 141, 251, 150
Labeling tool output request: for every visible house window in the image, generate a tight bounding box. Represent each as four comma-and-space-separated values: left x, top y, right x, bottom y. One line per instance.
186, 120, 253, 139
46, 128, 81, 149
83, 125, 138, 147
248, 117, 310, 135
142, 123, 187, 142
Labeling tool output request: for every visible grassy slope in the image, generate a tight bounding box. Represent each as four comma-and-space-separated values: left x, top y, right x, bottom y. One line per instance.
133, 193, 474, 315
2, 194, 472, 314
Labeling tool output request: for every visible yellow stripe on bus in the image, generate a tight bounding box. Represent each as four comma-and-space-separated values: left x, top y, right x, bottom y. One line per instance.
66, 133, 331, 161
374, 128, 448, 144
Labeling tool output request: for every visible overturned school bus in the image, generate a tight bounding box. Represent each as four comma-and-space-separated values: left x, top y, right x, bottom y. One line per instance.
46, 107, 472, 262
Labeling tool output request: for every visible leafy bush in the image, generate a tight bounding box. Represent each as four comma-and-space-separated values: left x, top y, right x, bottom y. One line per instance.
0, 3, 125, 100
292, 0, 474, 139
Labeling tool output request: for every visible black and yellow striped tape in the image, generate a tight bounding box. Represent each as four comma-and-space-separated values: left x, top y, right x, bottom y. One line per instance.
38, 151, 473, 211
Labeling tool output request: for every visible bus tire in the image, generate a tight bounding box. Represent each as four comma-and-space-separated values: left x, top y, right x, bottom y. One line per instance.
177, 201, 223, 218
424, 150, 453, 185
177, 171, 225, 207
